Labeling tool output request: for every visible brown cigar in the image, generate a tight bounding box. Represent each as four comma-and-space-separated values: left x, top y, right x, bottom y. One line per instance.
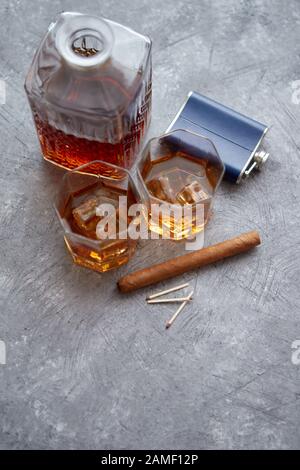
117, 230, 261, 293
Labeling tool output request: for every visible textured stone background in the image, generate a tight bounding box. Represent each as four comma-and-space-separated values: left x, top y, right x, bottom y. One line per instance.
0, 0, 300, 450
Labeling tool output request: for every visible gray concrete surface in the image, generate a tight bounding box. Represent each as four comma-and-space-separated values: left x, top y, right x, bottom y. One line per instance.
0, 0, 300, 450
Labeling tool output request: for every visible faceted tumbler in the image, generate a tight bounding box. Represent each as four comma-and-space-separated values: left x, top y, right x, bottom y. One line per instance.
54, 161, 140, 272
137, 129, 224, 240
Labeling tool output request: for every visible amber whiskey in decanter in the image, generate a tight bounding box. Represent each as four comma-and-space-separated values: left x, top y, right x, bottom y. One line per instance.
25, 12, 152, 172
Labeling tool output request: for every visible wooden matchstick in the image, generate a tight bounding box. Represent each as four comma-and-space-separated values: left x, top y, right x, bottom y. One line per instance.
147, 297, 193, 304
166, 290, 194, 329
146, 282, 189, 300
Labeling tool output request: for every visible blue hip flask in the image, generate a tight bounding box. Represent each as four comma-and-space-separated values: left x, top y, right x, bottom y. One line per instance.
167, 91, 269, 184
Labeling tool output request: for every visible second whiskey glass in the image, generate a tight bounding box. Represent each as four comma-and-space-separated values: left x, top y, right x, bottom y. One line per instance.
137, 129, 224, 240
54, 160, 140, 272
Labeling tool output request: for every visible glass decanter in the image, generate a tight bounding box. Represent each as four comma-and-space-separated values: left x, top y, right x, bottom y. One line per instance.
25, 12, 152, 172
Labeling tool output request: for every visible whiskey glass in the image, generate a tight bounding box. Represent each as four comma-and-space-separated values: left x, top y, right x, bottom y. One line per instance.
137, 129, 224, 240
54, 160, 140, 273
